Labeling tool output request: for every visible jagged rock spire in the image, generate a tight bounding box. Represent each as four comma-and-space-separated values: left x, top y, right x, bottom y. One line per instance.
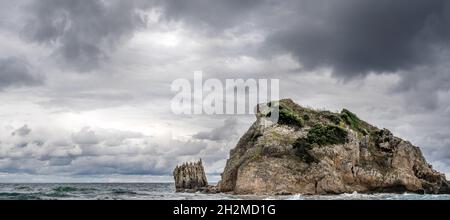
173, 159, 208, 192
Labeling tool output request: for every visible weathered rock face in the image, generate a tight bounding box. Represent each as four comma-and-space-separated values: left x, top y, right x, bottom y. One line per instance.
173, 160, 208, 192
218, 99, 450, 195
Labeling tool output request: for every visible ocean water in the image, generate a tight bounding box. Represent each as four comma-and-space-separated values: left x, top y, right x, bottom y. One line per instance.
0, 183, 449, 200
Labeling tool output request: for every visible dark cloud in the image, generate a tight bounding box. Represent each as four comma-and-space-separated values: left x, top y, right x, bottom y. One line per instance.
0, 57, 43, 89
266, 0, 450, 78
15, 0, 450, 77
23, 0, 151, 71
389, 55, 450, 111
1, 0, 450, 179
156, 0, 450, 81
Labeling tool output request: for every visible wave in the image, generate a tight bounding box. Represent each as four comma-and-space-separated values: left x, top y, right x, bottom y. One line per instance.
111, 188, 138, 195
285, 194, 305, 200
53, 186, 79, 193
14, 186, 33, 191
0, 192, 42, 200
52, 186, 96, 193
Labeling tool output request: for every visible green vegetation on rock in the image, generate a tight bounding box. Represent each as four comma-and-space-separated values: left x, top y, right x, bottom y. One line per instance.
340, 109, 368, 135
279, 107, 304, 127
319, 111, 342, 125
265, 100, 305, 127
293, 124, 348, 162
217, 99, 450, 195
303, 114, 310, 121
297, 124, 348, 148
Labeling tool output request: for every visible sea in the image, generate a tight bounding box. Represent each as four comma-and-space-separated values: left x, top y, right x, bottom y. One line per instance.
0, 183, 449, 200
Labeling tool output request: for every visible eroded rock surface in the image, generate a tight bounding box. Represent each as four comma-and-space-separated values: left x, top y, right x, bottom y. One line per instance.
217, 99, 450, 195
173, 160, 208, 192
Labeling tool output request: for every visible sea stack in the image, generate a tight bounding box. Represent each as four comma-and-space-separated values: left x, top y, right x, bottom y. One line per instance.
173, 160, 208, 192
217, 99, 449, 195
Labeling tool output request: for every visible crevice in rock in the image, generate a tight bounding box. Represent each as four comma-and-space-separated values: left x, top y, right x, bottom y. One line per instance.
314, 181, 318, 194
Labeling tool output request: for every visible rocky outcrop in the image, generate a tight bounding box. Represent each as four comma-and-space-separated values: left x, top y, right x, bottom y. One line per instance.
173, 160, 208, 192
217, 99, 450, 195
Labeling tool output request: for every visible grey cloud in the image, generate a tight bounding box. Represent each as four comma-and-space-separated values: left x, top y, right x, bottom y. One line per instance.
391, 58, 450, 111
71, 127, 145, 147
159, 0, 263, 32
154, 0, 450, 79
0, 57, 43, 89
158, 0, 450, 82
70, 155, 169, 175
23, 0, 151, 71
40, 90, 137, 112
193, 118, 239, 141
0, 160, 37, 174
266, 0, 450, 78
71, 127, 99, 145
15, 142, 28, 148
48, 156, 74, 166
12, 125, 32, 137
1, 0, 450, 179
168, 140, 208, 156
0, 125, 215, 176
399, 110, 450, 170
257, 0, 450, 112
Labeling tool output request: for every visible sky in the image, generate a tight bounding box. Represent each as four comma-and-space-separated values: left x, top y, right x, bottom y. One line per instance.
0, 0, 450, 182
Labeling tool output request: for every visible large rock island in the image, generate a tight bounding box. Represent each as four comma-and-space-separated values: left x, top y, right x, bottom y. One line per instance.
217, 99, 449, 195
174, 99, 449, 195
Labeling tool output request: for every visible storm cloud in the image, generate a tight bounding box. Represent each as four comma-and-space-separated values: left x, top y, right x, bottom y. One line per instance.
0, 57, 43, 90
0, 0, 450, 181
19, 0, 450, 77
266, 0, 450, 78
153, 0, 450, 79
23, 0, 151, 71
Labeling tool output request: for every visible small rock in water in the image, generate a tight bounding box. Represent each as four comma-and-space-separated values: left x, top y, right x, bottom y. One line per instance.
173, 159, 209, 192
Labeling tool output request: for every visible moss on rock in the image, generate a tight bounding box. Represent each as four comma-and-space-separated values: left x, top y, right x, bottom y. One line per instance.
279, 107, 304, 127
340, 109, 368, 135
293, 124, 348, 162
263, 100, 305, 127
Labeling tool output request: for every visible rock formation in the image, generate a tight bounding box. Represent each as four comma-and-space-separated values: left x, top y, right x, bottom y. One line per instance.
173, 160, 208, 192
217, 99, 450, 195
